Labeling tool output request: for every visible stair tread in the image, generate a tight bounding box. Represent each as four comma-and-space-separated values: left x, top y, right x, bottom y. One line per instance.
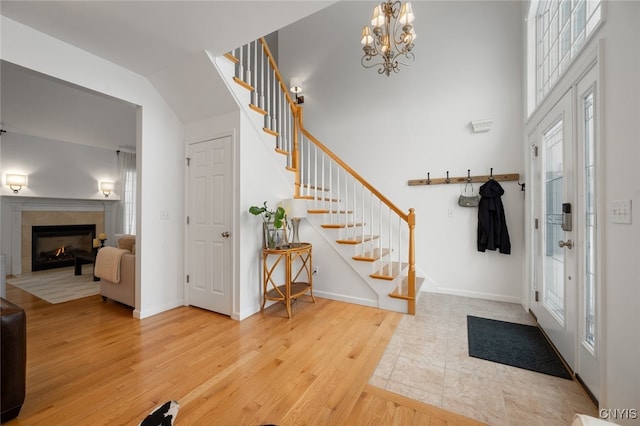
321, 222, 364, 229
337, 235, 379, 245
223, 52, 239, 63
311, 196, 339, 202
389, 276, 425, 300
370, 262, 402, 280
249, 104, 267, 116
301, 184, 329, 192
233, 76, 254, 92
353, 248, 390, 262
307, 209, 353, 214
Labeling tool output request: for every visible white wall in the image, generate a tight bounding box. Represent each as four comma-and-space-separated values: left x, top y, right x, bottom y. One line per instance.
277, 1, 525, 303
1, 133, 119, 199
238, 113, 296, 319
597, 1, 640, 418
1, 17, 185, 319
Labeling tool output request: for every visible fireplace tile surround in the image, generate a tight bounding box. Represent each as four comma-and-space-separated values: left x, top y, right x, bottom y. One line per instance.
1, 197, 116, 275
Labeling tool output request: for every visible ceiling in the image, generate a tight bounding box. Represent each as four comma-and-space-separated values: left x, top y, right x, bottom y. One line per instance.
0, 1, 335, 77
0, 1, 337, 148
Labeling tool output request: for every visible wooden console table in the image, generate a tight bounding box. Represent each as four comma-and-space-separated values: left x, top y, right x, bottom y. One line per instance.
262, 243, 315, 318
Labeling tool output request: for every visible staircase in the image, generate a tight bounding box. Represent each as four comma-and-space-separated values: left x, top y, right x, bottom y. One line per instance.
216, 39, 423, 315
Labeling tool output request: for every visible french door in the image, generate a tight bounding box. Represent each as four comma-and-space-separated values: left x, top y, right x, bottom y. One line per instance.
530, 63, 600, 400
532, 88, 577, 371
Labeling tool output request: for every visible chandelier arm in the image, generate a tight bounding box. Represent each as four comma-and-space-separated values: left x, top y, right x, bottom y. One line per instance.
394, 51, 415, 67
361, 55, 383, 70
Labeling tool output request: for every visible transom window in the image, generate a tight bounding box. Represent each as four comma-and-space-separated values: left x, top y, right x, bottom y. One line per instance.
529, 0, 602, 111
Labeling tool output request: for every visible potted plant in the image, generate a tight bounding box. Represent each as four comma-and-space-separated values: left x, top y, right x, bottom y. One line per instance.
249, 201, 288, 248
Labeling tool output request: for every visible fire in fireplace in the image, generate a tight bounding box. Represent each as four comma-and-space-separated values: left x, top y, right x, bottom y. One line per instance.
32, 224, 96, 271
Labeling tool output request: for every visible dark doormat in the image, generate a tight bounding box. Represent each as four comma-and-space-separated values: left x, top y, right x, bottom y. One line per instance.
467, 315, 572, 379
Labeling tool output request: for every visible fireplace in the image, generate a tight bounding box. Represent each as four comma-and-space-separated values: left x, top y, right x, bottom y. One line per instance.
32, 224, 96, 271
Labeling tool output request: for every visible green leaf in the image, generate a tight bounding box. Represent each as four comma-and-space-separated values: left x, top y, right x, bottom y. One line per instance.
249, 205, 266, 216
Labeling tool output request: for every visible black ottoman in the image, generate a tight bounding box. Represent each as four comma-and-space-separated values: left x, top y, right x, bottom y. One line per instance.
0, 298, 26, 423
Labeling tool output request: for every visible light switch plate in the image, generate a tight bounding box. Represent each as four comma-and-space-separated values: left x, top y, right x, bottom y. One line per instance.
612, 200, 632, 224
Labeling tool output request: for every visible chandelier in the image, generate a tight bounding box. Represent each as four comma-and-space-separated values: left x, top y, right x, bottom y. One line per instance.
360, 1, 416, 76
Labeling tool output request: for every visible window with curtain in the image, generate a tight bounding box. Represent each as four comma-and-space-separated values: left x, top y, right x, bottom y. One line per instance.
116, 151, 136, 235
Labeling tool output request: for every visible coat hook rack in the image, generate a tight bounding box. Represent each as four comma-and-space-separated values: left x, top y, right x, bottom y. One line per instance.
408, 169, 520, 186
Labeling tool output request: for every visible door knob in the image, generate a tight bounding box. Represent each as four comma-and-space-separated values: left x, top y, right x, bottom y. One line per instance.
221, 231, 230, 238
558, 239, 573, 249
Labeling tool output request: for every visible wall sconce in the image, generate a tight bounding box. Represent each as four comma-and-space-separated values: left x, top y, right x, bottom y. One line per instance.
6, 174, 27, 194
289, 78, 304, 104
283, 198, 308, 244
100, 181, 114, 197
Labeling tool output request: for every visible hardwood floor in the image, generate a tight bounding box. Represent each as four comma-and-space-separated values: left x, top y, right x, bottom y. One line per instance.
4, 284, 484, 425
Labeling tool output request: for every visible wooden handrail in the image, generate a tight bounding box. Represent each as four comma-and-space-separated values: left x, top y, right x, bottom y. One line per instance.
297, 111, 409, 222
257, 37, 407, 221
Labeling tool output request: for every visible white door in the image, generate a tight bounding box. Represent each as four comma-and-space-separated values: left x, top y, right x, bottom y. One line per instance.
531, 88, 577, 371
187, 136, 233, 316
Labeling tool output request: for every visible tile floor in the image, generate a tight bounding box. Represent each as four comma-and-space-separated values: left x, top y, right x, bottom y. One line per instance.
370, 293, 598, 425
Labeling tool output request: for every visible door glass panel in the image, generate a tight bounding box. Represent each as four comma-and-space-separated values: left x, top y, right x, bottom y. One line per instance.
583, 91, 596, 350
543, 119, 565, 324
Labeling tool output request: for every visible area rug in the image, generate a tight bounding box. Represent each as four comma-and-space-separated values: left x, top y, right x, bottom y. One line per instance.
6, 266, 99, 304
467, 315, 572, 379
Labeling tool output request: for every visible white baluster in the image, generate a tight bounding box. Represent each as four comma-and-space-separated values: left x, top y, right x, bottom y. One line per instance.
259, 44, 265, 110
361, 184, 365, 253
239, 44, 244, 81
308, 138, 313, 198
245, 45, 252, 88
388, 207, 392, 275
264, 56, 270, 128
253, 41, 258, 95
271, 69, 277, 133
328, 160, 332, 219
352, 179, 357, 242
396, 215, 402, 262
378, 199, 383, 273
250, 41, 256, 106
319, 151, 324, 211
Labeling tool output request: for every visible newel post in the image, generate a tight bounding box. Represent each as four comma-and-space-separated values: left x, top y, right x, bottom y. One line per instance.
408, 208, 416, 315
292, 104, 302, 198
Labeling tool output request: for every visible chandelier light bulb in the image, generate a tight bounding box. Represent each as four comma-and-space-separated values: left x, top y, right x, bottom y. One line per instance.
371, 5, 385, 27
361, 26, 373, 46
399, 2, 414, 24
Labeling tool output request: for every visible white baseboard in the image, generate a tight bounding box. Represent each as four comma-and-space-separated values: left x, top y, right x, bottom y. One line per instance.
313, 290, 378, 309
422, 286, 522, 305
135, 299, 184, 319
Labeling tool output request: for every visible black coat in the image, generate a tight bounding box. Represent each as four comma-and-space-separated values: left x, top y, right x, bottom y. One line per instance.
477, 180, 511, 254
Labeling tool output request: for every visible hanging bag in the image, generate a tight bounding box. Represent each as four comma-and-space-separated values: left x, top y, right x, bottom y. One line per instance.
458, 182, 480, 207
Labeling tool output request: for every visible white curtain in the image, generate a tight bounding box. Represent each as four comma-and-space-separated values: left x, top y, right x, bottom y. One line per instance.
116, 151, 136, 235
